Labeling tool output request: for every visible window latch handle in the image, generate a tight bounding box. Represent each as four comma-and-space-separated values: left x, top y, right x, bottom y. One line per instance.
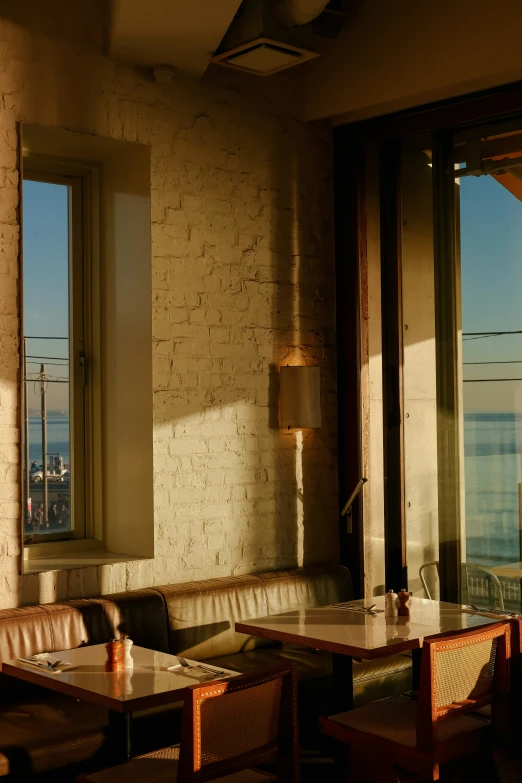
341, 478, 368, 533
79, 352, 87, 386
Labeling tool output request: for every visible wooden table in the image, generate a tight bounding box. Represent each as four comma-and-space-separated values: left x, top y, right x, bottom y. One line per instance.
4, 644, 238, 761
236, 595, 500, 711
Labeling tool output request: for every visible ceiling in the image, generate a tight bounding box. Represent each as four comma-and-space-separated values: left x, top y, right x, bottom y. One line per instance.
110, 0, 243, 78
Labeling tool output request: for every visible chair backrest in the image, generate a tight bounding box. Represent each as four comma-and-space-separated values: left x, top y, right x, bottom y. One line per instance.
178, 664, 299, 783
416, 622, 510, 751
418, 561, 504, 610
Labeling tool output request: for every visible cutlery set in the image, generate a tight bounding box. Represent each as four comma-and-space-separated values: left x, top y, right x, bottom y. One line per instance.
467, 604, 521, 618
176, 655, 226, 677
331, 602, 378, 615
19, 656, 64, 671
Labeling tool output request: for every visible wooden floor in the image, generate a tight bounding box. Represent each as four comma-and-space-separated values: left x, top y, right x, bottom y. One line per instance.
299, 747, 522, 782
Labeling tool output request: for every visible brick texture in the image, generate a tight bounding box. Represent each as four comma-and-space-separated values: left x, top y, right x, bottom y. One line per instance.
0, 0, 338, 607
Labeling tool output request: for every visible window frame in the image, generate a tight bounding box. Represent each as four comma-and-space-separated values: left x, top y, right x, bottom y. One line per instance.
21, 155, 102, 552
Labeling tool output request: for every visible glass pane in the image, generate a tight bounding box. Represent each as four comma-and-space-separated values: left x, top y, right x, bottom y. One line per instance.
402, 123, 522, 610
459, 132, 522, 611
22, 179, 72, 537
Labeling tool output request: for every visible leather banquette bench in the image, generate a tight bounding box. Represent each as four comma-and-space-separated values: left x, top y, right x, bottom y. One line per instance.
0, 565, 411, 780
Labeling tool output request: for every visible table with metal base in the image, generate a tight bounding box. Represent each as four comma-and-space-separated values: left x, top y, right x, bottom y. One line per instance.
236, 595, 500, 711
4, 644, 238, 761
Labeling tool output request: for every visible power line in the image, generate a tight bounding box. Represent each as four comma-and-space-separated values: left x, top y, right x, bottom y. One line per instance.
462, 330, 522, 335
463, 330, 522, 342
26, 355, 69, 361
26, 361, 69, 368
463, 360, 522, 365
463, 378, 522, 383
23, 378, 69, 384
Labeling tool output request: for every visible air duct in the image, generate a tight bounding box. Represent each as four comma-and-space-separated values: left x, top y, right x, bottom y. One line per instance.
211, 0, 346, 75
274, 0, 330, 27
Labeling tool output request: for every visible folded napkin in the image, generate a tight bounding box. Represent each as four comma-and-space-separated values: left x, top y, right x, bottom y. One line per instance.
19, 654, 74, 674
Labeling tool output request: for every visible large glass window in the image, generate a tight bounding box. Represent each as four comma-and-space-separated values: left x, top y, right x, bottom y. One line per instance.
401, 120, 522, 610
22, 171, 87, 542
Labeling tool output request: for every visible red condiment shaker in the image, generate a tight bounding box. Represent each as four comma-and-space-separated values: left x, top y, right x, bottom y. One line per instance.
105, 639, 124, 671
397, 589, 411, 617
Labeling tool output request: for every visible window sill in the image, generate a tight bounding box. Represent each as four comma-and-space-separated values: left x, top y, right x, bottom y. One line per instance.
23, 549, 151, 574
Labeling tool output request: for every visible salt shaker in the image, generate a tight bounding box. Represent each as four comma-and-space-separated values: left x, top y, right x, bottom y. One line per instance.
384, 589, 398, 617
397, 589, 411, 617
122, 637, 134, 669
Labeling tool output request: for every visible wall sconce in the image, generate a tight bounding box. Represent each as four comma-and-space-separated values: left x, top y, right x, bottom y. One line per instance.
279, 365, 321, 429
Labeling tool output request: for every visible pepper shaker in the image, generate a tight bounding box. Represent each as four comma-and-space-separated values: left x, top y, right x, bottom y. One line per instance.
105, 639, 124, 671
397, 589, 411, 617
384, 589, 398, 617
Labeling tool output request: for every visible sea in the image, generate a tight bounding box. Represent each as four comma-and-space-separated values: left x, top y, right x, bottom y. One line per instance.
28, 416, 70, 465
26, 413, 522, 567
464, 412, 522, 567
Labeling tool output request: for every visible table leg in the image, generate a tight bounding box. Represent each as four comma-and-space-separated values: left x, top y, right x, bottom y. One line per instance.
411, 648, 422, 692
331, 654, 353, 779
108, 711, 133, 761
332, 653, 353, 713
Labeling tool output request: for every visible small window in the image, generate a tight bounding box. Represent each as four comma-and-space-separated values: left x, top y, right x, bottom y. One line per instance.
22, 168, 90, 543
20, 122, 154, 573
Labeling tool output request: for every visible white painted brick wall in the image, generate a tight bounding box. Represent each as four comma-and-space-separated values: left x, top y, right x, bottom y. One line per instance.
0, 0, 338, 607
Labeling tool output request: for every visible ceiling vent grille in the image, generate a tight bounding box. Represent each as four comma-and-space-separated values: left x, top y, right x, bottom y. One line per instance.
210, 37, 317, 75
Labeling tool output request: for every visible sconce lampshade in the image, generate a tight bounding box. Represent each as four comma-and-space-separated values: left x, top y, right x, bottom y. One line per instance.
280, 365, 321, 429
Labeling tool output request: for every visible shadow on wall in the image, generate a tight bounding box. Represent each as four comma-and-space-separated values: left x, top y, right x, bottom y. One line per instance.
268, 116, 338, 571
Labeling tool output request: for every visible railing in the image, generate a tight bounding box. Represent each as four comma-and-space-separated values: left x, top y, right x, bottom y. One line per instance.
468, 575, 521, 611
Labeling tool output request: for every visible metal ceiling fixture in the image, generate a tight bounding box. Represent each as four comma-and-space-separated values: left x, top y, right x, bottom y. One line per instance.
274, 0, 330, 27
210, 0, 347, 76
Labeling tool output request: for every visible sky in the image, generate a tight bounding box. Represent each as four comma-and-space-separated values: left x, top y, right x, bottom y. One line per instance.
23, 179, 70, 412
460, 174, 522, 412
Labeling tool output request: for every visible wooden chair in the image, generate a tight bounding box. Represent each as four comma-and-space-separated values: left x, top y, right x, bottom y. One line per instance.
78, 664, 299, 783
319, 622, 510, 781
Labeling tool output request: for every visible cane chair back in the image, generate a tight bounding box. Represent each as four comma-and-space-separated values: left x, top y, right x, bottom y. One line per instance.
416, 621, 510, 751
179, 664, 299, 782
77, 665, 299, 783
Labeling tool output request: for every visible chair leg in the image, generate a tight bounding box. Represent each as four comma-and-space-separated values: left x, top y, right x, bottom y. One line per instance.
476, 750, 501, 783
394, 769, 424, 783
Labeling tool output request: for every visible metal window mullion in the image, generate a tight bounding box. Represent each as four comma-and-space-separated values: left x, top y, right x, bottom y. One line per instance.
69, 175, 87, 541
432, 132, 462, 604
380, 139, 407, 592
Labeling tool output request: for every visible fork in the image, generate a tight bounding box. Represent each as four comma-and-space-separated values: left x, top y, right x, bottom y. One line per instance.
177, 656, 225, 675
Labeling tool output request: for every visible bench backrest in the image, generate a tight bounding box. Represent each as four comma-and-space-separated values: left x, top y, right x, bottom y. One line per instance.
155, 564, 352, 659
0, 588, 170, 672
0, 564, 351, 687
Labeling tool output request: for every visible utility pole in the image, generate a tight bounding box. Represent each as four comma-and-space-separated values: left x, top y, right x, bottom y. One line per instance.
40, 363, 48, 524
